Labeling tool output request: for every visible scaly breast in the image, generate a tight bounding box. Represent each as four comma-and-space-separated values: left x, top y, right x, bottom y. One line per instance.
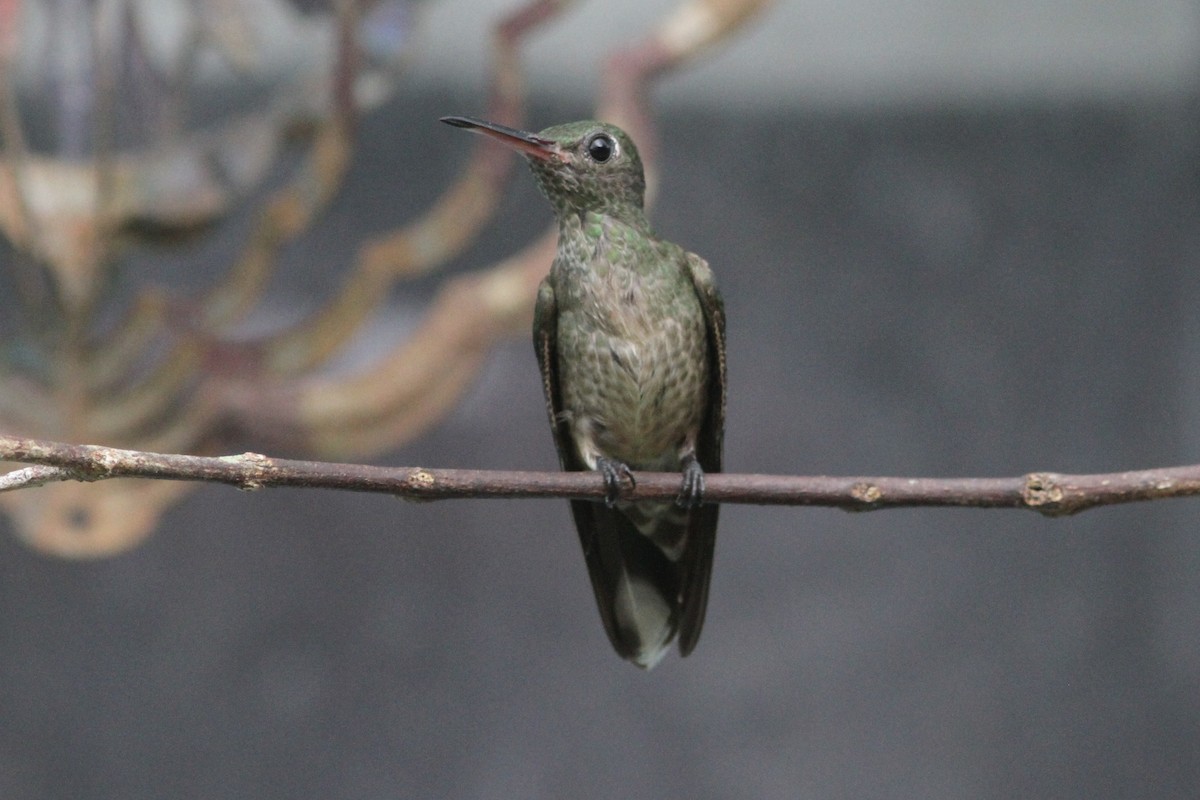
556, 255, 709, 470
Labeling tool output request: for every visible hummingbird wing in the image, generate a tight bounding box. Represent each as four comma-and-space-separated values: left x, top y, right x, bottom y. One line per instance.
533, 277, 569, 466
676, 251, 727, 656
534, 274, 682, 667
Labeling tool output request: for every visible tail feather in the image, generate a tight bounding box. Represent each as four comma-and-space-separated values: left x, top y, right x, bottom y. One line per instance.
570, 498, 713, 669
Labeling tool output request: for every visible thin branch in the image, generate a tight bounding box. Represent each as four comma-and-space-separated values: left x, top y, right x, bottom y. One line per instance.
0, 464, 76, 492
3, 434, 1200, 517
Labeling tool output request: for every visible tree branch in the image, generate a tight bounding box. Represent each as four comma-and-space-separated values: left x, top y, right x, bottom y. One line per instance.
2, 433, 1199, 517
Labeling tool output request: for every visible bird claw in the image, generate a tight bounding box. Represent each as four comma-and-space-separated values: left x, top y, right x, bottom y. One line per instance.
596, 457, 635, 507
677, 458, 705, 509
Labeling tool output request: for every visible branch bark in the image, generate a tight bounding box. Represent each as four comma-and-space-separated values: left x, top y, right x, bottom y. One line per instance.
4, 434, 1200, 517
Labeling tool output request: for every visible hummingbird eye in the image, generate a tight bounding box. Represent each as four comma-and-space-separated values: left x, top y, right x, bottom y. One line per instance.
586, 133, 616, 163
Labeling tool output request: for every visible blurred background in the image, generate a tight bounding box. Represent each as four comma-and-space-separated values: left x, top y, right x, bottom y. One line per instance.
1, 0, 1199, 797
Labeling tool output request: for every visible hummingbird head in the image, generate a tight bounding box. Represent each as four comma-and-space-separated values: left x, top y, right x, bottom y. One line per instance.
441, 116, 646, 221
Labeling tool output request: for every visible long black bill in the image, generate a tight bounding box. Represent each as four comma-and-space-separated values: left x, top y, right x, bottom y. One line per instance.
440, 115, 563, 162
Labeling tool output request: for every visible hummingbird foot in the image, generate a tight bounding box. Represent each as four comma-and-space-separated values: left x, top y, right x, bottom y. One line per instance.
677, 455, 706, 509
595, 456, 635, 508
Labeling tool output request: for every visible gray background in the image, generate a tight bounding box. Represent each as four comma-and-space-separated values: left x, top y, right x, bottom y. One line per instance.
2, 1, 1200, 797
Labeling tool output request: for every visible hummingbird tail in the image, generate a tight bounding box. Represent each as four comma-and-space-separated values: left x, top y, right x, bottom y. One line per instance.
570, 499, 683, 669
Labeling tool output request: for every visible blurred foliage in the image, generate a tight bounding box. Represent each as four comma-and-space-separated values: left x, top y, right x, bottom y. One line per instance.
0, 0, 768, 556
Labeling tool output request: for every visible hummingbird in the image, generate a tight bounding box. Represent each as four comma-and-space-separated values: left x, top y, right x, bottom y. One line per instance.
441, 115, 726, 669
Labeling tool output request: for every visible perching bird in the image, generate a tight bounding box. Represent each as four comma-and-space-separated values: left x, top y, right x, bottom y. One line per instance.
441, 116, 726, 669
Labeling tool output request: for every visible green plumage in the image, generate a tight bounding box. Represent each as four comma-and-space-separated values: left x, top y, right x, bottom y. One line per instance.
443, 116, 726, 668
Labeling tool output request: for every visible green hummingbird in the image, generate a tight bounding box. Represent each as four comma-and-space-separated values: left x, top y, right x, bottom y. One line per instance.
441, 115, 726, 669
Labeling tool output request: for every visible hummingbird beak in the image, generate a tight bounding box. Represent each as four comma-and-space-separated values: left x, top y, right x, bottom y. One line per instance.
440, 116, 566, 163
